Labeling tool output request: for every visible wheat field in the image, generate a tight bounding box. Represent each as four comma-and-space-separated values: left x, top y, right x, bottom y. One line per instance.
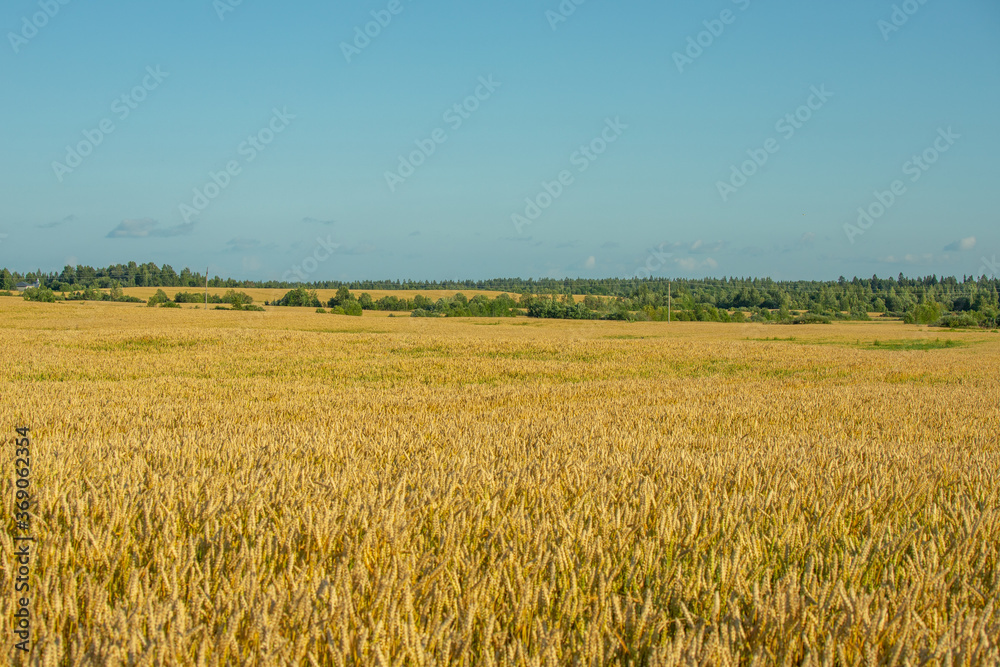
1, 298, 998, 665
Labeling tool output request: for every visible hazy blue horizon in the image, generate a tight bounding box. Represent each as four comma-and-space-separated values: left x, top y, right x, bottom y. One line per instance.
2, 0, 998, 282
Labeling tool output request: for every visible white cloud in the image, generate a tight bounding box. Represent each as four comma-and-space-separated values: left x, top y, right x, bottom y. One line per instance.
584, 256, 596, 269
106, 218, 194, 238
225, 238, 261, 252
689, 240, 727, 254
35, 214, 78, 229
675, 257, 718, 271
944, 236, 977, 251
106, 219, 156, 238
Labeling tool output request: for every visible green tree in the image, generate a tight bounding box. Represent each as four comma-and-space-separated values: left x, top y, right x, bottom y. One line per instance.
278, 287, 321, 307
108, 281, 125, 302
23, 287, 59, 302
147, 289, 171, 307
328, 286, 355, 308
904, 301, 944, 325
223, 290, 254, 309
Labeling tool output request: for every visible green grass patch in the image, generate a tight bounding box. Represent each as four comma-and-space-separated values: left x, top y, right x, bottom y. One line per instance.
751, 337, 969, 351
603, 335, 662, 340
314, 329, 391, 335
86, 336, 207, 352
859, 339, 965, 351
388, 345, 453, 358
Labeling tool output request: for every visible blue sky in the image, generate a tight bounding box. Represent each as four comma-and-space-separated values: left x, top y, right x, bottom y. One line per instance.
1, 0, 998, 281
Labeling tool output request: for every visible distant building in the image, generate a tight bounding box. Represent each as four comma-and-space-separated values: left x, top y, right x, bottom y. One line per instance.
15, 280, 40, 291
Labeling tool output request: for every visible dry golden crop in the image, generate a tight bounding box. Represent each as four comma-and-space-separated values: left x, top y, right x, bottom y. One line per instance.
1, 297, 998, 665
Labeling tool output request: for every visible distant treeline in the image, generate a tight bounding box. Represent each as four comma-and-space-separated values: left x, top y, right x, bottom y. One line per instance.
263, 286, 999, 327
4, 261, 999, 328
12, 285, 143, 304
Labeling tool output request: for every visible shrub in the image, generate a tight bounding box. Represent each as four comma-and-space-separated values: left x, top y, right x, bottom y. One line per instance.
276, 287, 321, 308
147, 289, 172, 307
601, 309, 640, 322
932, 313, 980, 329
904, 302, 944, 325
328, 286, 355, 309
23, 287, 60, 302
526, 299, 600, 320
175, 291, 219, 304
779, 313, 831, 325
374, 296, 411, 312
223, 290, 254, 309
978, 306, 999, 329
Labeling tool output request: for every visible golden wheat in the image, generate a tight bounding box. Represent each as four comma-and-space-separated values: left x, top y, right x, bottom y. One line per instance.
1, 297, 997, 665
